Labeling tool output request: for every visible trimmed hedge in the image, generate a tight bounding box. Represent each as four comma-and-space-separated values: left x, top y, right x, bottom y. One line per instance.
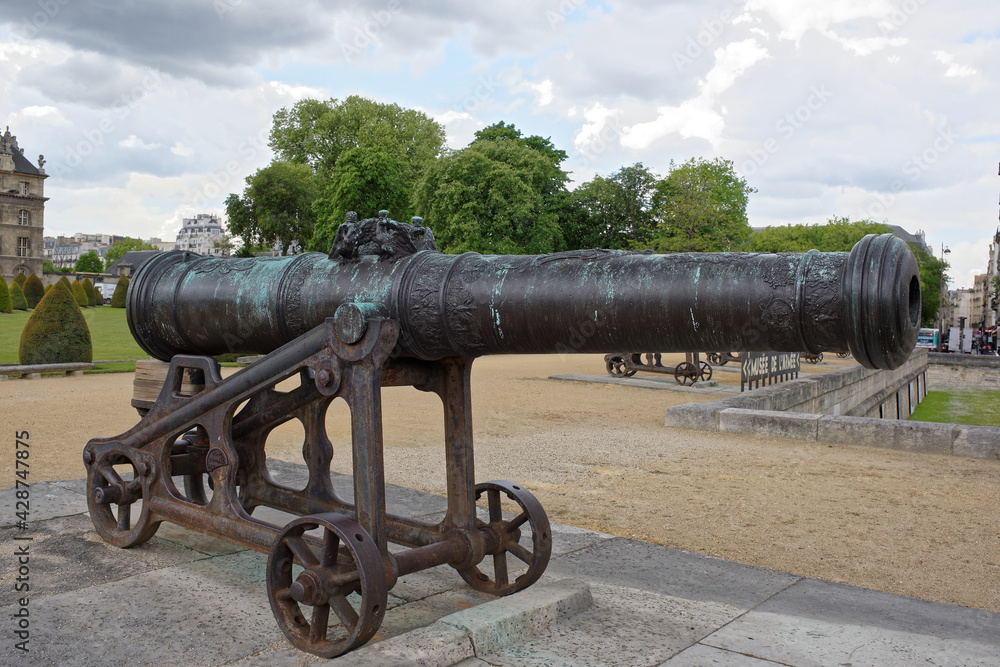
23, 273, 44, 309
12, 273, 26, 289
71, 280, 88, 308
82, 277, 98, 307
44, 284, 52, 294
10, 282, 27, 311
19, 280, 92, 364
110, 276, 129, 308
0, 277, 11, 313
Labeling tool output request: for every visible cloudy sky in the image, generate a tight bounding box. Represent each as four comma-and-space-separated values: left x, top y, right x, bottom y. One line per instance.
2, 0, 997, 288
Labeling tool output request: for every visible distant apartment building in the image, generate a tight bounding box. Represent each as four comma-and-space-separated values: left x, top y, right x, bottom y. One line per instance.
45, 233, 125, 269
147, 237, 176, 252
0, 127, 46, 281
175, 213, 227, 256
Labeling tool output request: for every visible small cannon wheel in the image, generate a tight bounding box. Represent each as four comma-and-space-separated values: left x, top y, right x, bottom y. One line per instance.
86, 448, 160, 548
267, 513, 387, 658
836, 351, 850, 359
697, 361, 713, 382
674, 361, 697, 385
606, 355, 635, 377
805, 352, 823, 364
459, 481, 552, 597
707, 352, 724, 366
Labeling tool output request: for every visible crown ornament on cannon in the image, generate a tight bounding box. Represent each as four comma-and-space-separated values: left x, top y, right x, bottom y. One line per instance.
84, 210, 920, 657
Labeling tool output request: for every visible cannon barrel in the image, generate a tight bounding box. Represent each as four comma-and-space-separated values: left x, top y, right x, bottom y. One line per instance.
127, 233, 920, 370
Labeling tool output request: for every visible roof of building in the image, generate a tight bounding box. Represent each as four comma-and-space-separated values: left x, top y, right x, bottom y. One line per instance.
106, 250, 162, 275
1, 127, 43, 176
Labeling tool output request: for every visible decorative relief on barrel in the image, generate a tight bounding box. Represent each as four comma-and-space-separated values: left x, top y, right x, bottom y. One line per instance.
329, 211, 438, 262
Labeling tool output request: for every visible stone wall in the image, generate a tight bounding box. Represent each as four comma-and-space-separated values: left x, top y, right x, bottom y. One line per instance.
662, 349, 1000, 460
926, 353, 1000, 391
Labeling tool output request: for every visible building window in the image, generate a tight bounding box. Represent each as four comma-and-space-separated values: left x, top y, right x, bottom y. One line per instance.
17, 238, 29, 257
18, 181, 28, 195
19, 210, 29, 225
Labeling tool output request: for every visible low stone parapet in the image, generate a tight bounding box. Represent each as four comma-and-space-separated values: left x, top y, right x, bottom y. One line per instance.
927, 352, 1000, 390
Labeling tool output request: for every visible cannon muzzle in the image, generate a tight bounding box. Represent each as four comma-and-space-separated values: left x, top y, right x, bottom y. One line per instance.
127, 230, 919, 370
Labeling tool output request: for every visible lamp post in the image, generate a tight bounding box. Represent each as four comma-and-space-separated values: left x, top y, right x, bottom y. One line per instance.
937, 243, 950, 351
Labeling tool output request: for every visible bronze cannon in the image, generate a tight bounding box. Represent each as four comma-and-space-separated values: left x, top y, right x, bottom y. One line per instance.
85, 213, 920, 657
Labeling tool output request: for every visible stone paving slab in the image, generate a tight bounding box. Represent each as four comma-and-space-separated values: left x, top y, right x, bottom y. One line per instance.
3, 472, 999, 666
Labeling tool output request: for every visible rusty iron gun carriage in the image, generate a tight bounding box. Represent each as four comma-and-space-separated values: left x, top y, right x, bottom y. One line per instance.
83, 218, 921, 658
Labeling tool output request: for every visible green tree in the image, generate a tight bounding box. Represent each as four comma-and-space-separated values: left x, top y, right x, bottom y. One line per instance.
71, 280, 88, 308
75, 251, 104, 273
10, 282, 27, 310
81, 277, 98, 307
270, 96, 445, 194
19, 280, 92, 364
0, 277, 11, 313
309, 147, 411, 252
104, 238, 157, 270
649, 157, 754, 252
567, 163, 659, 250
910, 245, 947, 328
414, 138, 563, 254
42, 259, 56, 273
22, 273, 44, 308
748, 217, 891, 252
226, 161, 318, 255
110, 276, 130, 308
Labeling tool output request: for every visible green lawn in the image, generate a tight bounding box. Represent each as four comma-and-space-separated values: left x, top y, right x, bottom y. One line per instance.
909, 389, 1000, 427
0, 306, 148, 364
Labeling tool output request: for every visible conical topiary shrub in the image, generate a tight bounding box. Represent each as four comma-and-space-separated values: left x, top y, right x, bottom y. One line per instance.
19, 280, 92, 364
23, 273, 44, 309
44, 284, 52, 294
110, 276, 129, 308
0, 277, 11, 313
82, 277, 98, 307
71, 280, 88, 308
13, 273, 26, 289
10, 282, 27, 310
57, 275, 71, 288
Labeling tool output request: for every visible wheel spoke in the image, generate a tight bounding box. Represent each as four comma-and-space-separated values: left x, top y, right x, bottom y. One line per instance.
486, 488, 504, 523
286, 536, 319, 568
98, 462, 123, 486
320, 528, 341, 567
493, 552, 508, 587
117, 503, 131, 531
507, 510, 529, 531
329, 593, 359, 629
507, 541, 533, 565
309, 604, 330, 643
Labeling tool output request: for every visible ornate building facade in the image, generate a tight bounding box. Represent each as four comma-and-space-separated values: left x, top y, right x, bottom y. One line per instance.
0, 127, 46, 281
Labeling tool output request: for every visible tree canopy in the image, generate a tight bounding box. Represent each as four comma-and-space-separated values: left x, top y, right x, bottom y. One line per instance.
270, 95, 445, 193
748, 217, 892, 252
567, 163, 658, 250
226, 161, 318, 255
75, 250, 104, 273
413, 136, 563, 254
647, 157, 754, 253
104, 238, 157, 270
309, 147, 410, 252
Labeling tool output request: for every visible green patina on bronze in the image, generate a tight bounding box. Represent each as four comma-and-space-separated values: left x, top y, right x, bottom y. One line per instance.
127, 214, 920, 370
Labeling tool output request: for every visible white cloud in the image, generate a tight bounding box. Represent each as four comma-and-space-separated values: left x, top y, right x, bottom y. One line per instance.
620, 39, 769, 149
574, 102, 622, 158
118, 135, 161, 150
933, 50, 977, 78
171, 142, 194, 156
15, 105, 69, 125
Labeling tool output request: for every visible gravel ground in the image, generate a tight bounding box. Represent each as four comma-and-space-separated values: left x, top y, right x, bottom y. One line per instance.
3, 354, 999, 613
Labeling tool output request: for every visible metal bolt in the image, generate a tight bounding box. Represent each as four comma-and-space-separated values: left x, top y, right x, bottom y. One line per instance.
83, 450, 94, 465
317, 369, 332, 387
137, 462, 151, 477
